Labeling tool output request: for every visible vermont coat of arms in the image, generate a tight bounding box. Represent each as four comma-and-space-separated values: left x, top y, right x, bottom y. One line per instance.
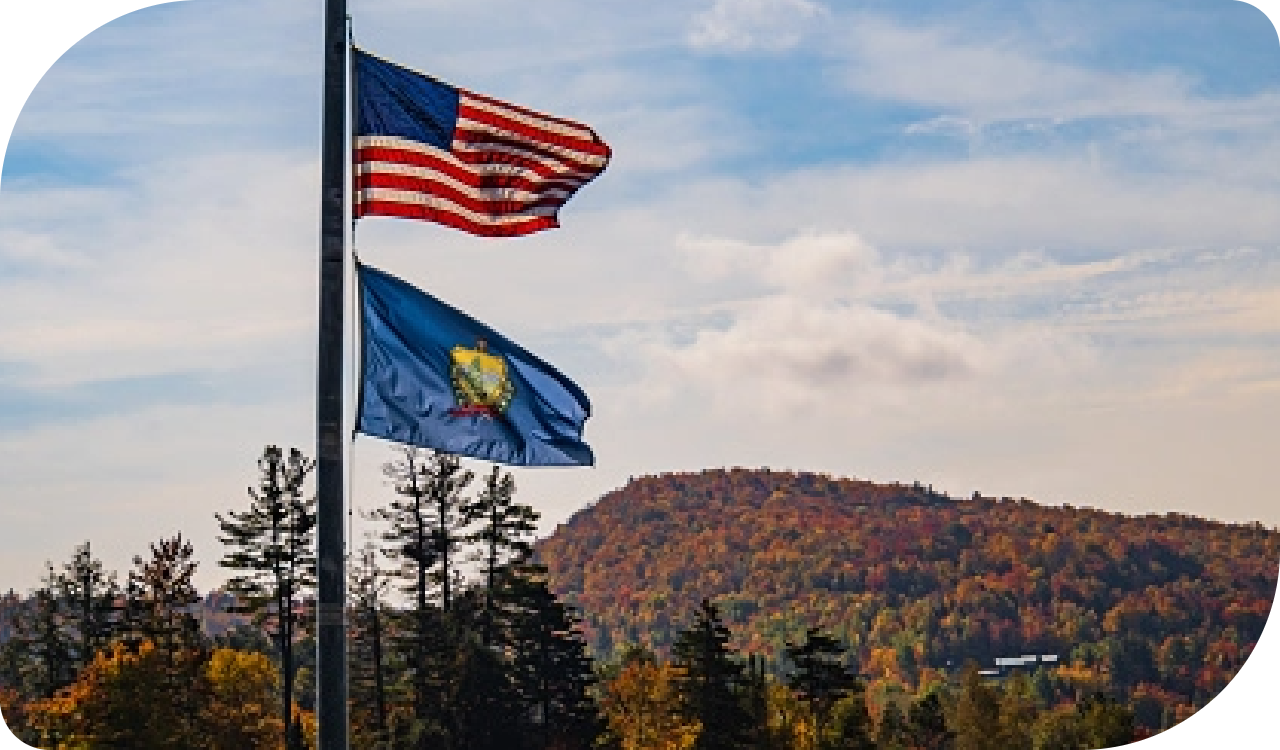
449, 339, 514, 416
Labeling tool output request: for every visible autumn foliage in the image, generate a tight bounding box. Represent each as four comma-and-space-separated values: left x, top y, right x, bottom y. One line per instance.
20, 643, 289, 749
536, 468, 1279, 736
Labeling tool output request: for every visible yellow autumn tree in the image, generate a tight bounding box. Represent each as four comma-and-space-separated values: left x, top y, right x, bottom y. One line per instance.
763, 682, 817, 750
205, 647, 286, 750
26, 639, 208, 749
601, 657, 700, 750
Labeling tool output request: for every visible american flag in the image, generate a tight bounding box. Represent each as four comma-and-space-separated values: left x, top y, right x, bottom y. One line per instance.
352, 49, 611, 237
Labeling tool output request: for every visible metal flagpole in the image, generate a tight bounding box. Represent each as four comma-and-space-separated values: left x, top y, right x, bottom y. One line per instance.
317, 0, 349, 747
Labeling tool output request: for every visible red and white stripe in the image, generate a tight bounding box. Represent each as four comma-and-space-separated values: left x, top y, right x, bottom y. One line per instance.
354, 90, 610, 237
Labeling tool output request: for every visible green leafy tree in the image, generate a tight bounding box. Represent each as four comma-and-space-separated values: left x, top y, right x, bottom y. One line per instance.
998, 671, 1038, 750
1026, 691, 1135, 750
1030, 707, 1086, 750
215, 444, 317, 750
947, 666, 1002, 750
825, 691, 876, 750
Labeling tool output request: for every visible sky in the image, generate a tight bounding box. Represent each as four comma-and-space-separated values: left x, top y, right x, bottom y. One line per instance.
1, 1, 1280, 748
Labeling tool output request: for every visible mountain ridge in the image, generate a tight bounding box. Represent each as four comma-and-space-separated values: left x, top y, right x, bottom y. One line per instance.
533, 467, 1277, 728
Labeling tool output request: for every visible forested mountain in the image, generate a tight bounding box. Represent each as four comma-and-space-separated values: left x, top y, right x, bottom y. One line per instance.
534, 468, 1279, 731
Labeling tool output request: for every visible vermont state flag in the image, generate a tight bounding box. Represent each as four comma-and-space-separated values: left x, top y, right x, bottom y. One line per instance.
356, 262, 593, 467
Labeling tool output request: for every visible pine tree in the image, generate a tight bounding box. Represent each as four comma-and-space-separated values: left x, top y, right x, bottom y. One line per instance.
906, 691, 953, 750
54, 541, 123, 673
825, 692, 876, 750
121, 533, 210, 748
376, 447, 474, 614
1076, 691, 1135, 748
741, 654, 772, 750
6, 568, 75, 703
500, 566, 602, 750
215, 444, 317, 750
784, 627, 865, 748
444, 622, 523, 750
7, 580, 76, 746
672, 599, 751, 750
348, 543, 391, 749
461, 466, 538, 646
372, 447, 473, 749
876, 701, 910, 750
1, 573, 79, 746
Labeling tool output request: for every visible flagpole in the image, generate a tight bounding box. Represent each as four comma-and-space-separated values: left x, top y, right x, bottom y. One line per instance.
317, 0, 349, 747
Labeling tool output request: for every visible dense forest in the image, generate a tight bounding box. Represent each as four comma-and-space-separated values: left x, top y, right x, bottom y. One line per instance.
2, 458, 1275, 748
534, 468, 1280, 737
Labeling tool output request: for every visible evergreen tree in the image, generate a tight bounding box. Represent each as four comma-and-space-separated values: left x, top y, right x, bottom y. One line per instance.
211, 621, 277, 657
672, 599, 751, 750
121, 533, 210, 747
783, 627, 864, 747
741, 654, 772, 750
215, 444, 317, 750
445, 624, 523, 750
500, 566, 602, 750
461, 466, 538, 646
54, 541, 122, 672
825, 692, 876, 750
907, 691, 953, 750
348, 543, 391, 749
5, 568, 75, 702
1075, 691, 1135, 748
376, 447, 474, 614
2, 576, 76, 748
372, 447, 473, 749
877, 701, 910, 750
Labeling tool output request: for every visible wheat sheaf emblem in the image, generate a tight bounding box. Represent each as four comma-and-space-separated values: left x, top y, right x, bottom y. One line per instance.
449, 338, 514, 417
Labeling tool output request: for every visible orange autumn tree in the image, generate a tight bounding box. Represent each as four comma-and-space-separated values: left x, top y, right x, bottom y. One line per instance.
24, 643, 292, 750
26, 639, 209, 748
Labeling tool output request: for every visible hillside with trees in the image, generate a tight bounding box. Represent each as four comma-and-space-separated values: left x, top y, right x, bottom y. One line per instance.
534, 468, 1279, 736
4, 458, 1276, 748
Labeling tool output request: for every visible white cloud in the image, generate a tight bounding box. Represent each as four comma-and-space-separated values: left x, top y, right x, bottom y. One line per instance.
676, 229, 882, 293
0, 150, 317, 387
650, 295, 984, 407
617, 230, 1107, 419
688, 0, 828, 52
819, 12, 1280, 179
5, 0, 1280, 597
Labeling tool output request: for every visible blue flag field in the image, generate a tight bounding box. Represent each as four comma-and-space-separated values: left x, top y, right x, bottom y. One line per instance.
356, 262, 593, 467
